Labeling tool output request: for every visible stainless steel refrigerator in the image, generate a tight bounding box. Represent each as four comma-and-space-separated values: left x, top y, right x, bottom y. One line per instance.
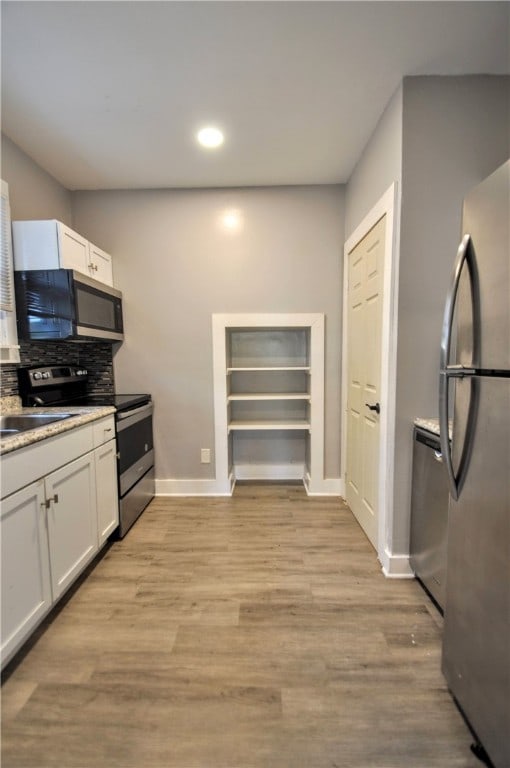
439, 160, 510, 768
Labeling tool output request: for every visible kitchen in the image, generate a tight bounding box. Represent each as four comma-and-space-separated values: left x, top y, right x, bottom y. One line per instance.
1, 2, 509, 767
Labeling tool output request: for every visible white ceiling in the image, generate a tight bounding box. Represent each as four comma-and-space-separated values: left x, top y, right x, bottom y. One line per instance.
2, 1, 509, 191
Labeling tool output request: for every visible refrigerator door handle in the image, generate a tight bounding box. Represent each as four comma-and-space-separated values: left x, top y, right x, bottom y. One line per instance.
439, 233, 480, 501
439, 371, 458, 498
445, 364, 477, 377
440, 234, 472, 373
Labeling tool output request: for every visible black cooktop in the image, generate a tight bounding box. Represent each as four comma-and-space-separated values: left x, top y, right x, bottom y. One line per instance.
53, 394, 151, 411
17, 365, 151, 412
71, 393, 151, 412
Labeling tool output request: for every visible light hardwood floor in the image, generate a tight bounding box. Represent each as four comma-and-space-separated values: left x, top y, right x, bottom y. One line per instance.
2, 483, 480, 768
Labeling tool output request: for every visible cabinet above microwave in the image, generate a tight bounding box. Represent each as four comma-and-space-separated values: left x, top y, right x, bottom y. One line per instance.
12, 220, 114, 287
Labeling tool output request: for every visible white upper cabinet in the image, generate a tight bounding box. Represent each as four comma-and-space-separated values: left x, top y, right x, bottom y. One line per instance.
88, 241, 114, 286
12, 219, 114, 287
57, 222, 90, 273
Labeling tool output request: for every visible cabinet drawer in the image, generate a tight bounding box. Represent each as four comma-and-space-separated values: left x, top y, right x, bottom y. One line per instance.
1, 423, 94, 499
93, 416, 115, 448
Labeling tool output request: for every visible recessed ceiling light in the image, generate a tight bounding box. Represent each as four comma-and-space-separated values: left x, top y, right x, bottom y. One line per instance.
197, 126, 224, 149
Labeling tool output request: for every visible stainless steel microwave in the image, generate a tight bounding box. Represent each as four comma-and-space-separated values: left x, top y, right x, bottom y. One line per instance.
14, 269, 124, 342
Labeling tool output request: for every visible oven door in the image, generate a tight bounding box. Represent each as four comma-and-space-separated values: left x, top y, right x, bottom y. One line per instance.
116, 402, 154, 497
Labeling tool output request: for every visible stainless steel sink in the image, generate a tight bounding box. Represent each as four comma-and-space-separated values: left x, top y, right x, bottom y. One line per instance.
0, 413, 74, 435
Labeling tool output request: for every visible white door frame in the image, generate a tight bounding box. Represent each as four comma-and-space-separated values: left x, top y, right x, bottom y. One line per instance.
341, 183, 407, 576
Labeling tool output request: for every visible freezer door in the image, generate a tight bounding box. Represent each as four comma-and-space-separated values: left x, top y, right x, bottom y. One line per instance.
440, 160, 510, 499
442, 376, 510, 768
461, 160, 510, 371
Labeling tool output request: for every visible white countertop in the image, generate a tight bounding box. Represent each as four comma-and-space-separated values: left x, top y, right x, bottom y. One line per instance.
0, 404, 116, 456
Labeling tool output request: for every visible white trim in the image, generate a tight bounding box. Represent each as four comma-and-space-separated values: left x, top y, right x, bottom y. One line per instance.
212, 313, 325, 494
156, 476, 234, 496
234, 462, 305, 481
380, 549, 414, 578
341, 183, 401, 574
156, 471, 343, 498
304, 473, 343, 496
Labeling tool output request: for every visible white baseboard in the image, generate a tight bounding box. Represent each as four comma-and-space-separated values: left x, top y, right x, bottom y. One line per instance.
234, 463, 305, 481
304, 473, 343, 496
380, 548, 414, 578
156, 472, 343, 498
156, 476, 234, 496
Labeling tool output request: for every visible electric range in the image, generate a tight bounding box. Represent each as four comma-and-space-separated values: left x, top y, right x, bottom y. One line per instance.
17, 365, 155, 537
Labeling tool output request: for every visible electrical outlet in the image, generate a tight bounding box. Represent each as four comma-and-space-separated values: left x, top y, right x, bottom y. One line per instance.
201, 448, 211, 464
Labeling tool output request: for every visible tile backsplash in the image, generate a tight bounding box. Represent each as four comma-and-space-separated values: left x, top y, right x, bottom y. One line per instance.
0, 341, 115, 399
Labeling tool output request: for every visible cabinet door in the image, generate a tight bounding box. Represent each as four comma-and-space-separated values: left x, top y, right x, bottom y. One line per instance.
95, 439, 119, 546
46, 453, 98, 600
56, 223, 89, 274
88, 243, 113, 286
1, 480, 52, 667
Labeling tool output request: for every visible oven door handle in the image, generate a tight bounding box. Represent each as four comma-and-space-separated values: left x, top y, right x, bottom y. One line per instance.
116, 402, 153, 421
116, 402, 153, 432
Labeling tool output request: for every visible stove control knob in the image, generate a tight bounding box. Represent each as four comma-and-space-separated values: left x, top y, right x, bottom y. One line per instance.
33, 372, 42, 380
42, 372, 51, 379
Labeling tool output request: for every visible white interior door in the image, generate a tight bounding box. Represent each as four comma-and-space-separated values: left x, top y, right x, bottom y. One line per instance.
345, 215, 385, 548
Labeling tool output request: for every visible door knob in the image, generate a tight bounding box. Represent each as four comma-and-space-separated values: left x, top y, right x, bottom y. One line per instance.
365, 402, 380, 415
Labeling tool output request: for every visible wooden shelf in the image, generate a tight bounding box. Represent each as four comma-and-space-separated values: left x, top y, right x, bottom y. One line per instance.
228, 419, 311, 433
228, 393, 310, 401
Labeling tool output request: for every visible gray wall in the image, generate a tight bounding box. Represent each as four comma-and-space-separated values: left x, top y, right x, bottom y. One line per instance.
393, 75, 510, 553
1, 134, 73, 224
343, 74, 509, 559
71, 186, 344, 482
344, 85, 403, 238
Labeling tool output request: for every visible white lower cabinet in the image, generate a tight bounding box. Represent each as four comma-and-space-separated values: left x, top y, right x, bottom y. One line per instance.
0, 416, 118, 668
95, 439, 119, 546
1, 481, 52, 665
46, 452, 98, 600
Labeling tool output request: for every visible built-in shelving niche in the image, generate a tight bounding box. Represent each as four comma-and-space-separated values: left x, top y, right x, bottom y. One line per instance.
212, 314, 324, 495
